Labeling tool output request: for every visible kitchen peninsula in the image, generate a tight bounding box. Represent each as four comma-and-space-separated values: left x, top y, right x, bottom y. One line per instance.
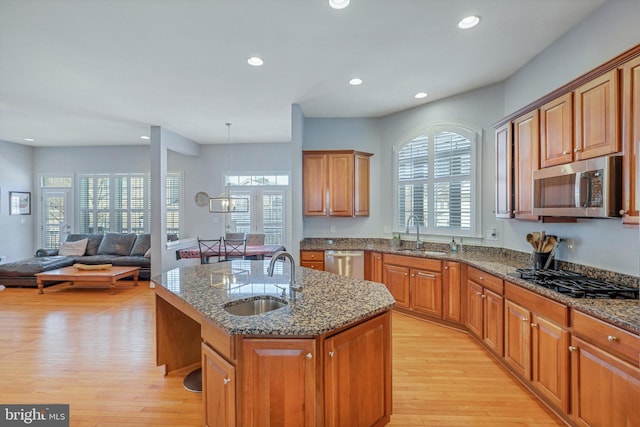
152, 259, 395, 427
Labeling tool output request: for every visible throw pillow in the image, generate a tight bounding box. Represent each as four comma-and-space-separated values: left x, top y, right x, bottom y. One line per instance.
59, 238, 89, 256
144, 248, 151, 258
97, 233, 137, 256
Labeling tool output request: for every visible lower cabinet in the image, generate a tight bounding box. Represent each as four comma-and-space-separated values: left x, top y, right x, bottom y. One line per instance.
442, 261, 462, 324
410, 268, 443, 317
241, 338, 316, 427
300, 250, 324, 270
365, 251, 383, 282
381, 263, 410, 308
466, 267, 504, 356
202, 343, 236, 427
325, 312, 392, 427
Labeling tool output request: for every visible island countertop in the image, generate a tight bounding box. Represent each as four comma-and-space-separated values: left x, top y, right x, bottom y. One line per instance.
152, 259, 395, 336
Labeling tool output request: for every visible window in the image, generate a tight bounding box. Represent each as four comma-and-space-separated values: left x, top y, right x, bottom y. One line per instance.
78, 172, 182, 237
224, 174, 289, 245
40, 175, 73, 248
395, 124, 481, 237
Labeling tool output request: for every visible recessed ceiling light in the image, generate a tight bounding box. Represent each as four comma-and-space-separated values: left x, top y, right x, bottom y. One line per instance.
23, 138, 35, 142
329, 0, 350, 10
349, 78, 363, 86
458, 15, 480, 29
247, 57, 264, 66
414, 92, 428, 99
140, 136, 149, 140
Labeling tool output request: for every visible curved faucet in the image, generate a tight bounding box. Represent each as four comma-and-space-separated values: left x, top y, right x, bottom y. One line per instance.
267, 251, 302, 300
405, 214, 423, 249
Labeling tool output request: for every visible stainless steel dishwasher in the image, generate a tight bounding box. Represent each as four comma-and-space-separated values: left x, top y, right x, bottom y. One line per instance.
324, 250, 365, 279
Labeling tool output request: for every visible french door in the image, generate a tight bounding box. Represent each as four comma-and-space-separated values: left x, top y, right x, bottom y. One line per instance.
41, 189, 71, 249
228, 187, 286, 245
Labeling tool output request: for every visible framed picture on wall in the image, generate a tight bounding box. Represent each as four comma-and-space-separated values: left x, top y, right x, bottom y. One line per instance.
10, 191, 31, 215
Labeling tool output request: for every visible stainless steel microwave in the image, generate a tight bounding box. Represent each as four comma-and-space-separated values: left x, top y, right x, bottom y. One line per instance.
532, 156, 622, 218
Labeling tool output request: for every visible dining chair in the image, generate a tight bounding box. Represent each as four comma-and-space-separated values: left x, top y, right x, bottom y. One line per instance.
197, 237, 222, 264
225, 232, 245, 240
222, 238, 247, 261
246, 233, 265, 245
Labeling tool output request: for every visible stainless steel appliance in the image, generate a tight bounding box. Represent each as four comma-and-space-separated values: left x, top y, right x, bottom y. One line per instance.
511, 269, 638, 299
532, 155, 622, 217
324, 250, 364, 279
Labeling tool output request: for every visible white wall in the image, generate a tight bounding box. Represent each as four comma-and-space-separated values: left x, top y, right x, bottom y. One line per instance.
0, 140, 34, 261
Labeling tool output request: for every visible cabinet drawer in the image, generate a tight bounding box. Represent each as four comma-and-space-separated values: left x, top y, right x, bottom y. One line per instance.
572, 310, 640, 364
505, 282, 569, 326
301, 261, 324, 270
300, 250, 324, 261
202, 318, 234, 362
467, 266, 503, 294
383, 253, 442, 272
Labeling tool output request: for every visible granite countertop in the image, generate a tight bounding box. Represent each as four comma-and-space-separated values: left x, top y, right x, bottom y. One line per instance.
301, 239, 640, 335
152, 259, 395, 336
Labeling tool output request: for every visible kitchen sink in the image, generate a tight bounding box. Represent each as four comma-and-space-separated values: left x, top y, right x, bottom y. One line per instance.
223, 296, 288, 316
398, 248, 447, 256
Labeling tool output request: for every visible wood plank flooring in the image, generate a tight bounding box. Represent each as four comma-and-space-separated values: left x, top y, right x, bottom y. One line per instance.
0, 283, 564, 426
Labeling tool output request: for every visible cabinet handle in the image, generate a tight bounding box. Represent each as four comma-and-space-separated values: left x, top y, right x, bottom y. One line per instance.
607, 335, 618, 342
522, 317, 528, 322
417, 272, 436, 279
329, 351, 335, 358
568, 346, 577, 352
306, 352, 313, 359
531, 323, 538, 328
223, 378, 231, 385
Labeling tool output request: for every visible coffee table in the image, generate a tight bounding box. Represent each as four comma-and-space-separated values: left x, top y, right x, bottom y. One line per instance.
35, 266, 140, 294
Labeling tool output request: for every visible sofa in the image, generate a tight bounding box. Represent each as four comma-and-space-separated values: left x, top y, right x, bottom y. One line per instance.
0, 233, 151, 288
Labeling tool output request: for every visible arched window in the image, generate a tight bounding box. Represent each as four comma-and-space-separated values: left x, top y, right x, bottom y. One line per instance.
394, 124, 481, 237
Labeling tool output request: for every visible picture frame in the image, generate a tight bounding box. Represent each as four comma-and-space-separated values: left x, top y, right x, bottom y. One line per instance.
10, 191, 31, 215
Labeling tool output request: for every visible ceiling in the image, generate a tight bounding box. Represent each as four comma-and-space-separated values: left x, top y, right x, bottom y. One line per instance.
0, 0, 606, 147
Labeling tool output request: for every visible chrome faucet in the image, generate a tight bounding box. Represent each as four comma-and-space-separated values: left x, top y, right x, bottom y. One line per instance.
267, 251, 302, 300
405, 214, 423, 249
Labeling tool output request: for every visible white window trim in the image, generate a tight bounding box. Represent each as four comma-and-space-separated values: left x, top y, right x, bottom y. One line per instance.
392, 121, 483, 238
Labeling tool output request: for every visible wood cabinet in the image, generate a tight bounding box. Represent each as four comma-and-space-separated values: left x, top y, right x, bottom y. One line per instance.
365, 251, 383, 282
382, 254, 442, 316
513, 110, 540, 221
410, 268, 443, 317
621, 55, 640, 225
442, 261, 461, 324
324, 312, 392, 427
202, 343, 236, 427
241, 338, 316, 427
300, 250, 324, 270
495, 122, 513, 218
540, 92, 574, 167
302, 150, 373, 217
465, 266, 504, 356
381, 263, 410, 308
504, 300, 531, 380
569, 311, 640, 427
574, 69, 621, 160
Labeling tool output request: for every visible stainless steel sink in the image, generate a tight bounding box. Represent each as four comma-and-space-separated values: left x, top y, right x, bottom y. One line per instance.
223, 297, 288, 316
398, 249, 446, 256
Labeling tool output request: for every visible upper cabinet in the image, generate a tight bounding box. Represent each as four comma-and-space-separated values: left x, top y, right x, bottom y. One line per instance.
513, 110, 540, 221
303, 150, 373, 217
621, 56, 640, 225
495, 123, 513, 219
540, 92, 574, 167
574, 69, 621, 160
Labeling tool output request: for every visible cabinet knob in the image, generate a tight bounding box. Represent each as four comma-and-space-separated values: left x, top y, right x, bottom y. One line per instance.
522, 317, 528, 322
607, 335, 618, 342
479, 276, 484, 281
619, 209, 627, 215
404, 272, 408, 276
562, 150, 569, 155
306, 352, 313, 359
574, 148, 581, 153
223, 378, 231, 385
481, 294, 487, 299
411, 274, 415, 277
444, 266, 449, 270
329, 351, 335, 358
568, 346, 577, 352
531, 323, 538, 328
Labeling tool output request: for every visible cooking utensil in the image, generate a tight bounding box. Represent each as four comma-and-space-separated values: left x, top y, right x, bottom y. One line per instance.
526, 233, 537, 249
538, 231, 546, 252
542, 236, 556, 253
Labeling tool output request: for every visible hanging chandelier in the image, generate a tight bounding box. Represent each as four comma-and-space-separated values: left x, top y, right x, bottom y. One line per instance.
208, 123, 249, 213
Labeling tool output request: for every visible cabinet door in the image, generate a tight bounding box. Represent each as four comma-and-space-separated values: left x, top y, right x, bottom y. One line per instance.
241, 339, 316, 427
410, 269, 442, 318
354, 153, 371, 216
540, 92, 574, 167
495, 123, 513, 219
504, 300, 531, 380
302, 153, 327, 216
531, 315, 570, 413
466, 280, 484, 338
327, 153, 354, 216
513, 110, 540, 220
365, 251, 383, 282
442, 261, 461, 324
325, 312, 392, 427
570, 336, 640, 427
202, 343, 236, 427
382, 264, 410, 308
483, 288, 504, 356
574, 69, 620, 160
621, 56, 640, 225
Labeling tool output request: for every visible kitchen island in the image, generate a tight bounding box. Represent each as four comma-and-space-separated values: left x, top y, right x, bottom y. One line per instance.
152, 259, 395, 427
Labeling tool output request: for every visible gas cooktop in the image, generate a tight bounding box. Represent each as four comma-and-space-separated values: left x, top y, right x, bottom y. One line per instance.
510, 269, 639, 299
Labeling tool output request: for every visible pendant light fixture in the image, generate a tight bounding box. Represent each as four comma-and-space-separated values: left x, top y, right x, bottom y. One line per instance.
208, 123, 250, 213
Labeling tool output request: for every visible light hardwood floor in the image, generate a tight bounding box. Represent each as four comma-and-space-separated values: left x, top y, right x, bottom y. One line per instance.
0, 283, 564, 426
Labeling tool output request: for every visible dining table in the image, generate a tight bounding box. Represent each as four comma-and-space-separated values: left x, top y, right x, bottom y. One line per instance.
175, 243, 286, 261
